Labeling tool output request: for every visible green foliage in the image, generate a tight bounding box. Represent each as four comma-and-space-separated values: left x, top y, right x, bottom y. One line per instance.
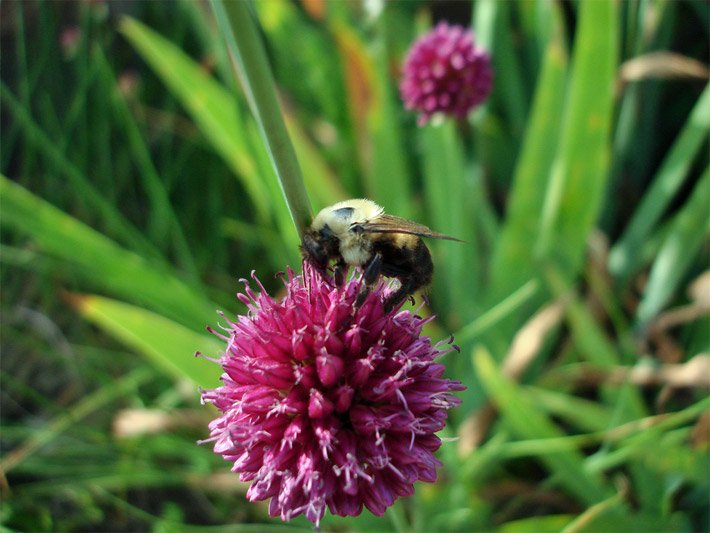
2, 0, 707, 531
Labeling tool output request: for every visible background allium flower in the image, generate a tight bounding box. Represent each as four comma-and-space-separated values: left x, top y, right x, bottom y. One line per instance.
201, 263, 464, 527
400, 22, 493, 125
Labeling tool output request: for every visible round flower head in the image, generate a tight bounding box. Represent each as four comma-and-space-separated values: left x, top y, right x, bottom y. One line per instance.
201, 263, 464, 528
400, 22, 493, 125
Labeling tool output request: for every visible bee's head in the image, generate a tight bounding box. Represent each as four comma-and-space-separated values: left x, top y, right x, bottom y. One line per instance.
303, 199, 384, 267
301, 225, 339, 268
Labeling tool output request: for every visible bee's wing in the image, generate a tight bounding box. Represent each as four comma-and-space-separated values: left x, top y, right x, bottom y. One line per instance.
359, 214, 462, 241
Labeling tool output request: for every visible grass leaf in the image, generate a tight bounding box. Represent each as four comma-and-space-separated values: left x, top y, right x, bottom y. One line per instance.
474, 346, 612, 505
635, 168, 710, 328
71, 293, 222, 389
609, 84, 710, 284
0, 176, 217, 330
536, 0, 618, 282
213, 0, 313, 237
486, 2, 567, 307
119, 16, 272, 222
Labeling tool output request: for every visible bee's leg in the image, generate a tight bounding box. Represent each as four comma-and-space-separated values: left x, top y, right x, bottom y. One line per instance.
355, 253, 383, 308
383, 276, 418, 313
333, 259, 347, 287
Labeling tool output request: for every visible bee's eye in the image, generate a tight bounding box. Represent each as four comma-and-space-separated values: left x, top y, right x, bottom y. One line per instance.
319, 225, 335, 239
350, 224, 364, 234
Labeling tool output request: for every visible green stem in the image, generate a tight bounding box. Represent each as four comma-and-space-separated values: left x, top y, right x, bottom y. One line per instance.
210, 0, 312, 238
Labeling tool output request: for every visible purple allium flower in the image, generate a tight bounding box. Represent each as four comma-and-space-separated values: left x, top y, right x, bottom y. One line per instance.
400, 22, 493, 126
200, 263, 464, 528
60, 26, 81, 58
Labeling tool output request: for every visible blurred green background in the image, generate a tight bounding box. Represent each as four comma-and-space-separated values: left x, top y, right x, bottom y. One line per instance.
1, 0, 708, 531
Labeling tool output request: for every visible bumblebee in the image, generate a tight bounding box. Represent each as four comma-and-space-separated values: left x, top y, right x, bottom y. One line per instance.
301, 199, 460, 311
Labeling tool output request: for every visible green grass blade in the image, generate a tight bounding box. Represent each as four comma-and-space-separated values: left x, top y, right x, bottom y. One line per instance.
284, 111, 348, 210
474, 346, 613, 504
586, 397, 710, 477
499, 515, 574, 532
0, 176, 216, 330
212, 0, 313, 237
119, 16, 272, 223
567, 511, 690, 533
544, 266, 649, 423
486, 3, 567, 306
635, 168, 710, 328
474, 0, 528, 137
0, 367, 154, 474
609, 84, 710, 284
544, 267, 621, 368
72, 293, 222, 389
525, 387, 612, 433
0, 84, 161, 260
421, 121, 479, 321
455, 280, 539, 346
364, 7, 413, 219
92, 47, 199, 281
246, 118, 304, 268
603, 2, 676, 233
536, 0, 618, 282
178, 0, 236, 92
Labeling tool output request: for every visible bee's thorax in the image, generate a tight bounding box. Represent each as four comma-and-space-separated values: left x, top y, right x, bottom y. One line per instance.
340, 233, 371, 265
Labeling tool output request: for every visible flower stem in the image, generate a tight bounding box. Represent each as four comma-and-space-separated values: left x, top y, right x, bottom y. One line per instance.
210, 0, 312, 238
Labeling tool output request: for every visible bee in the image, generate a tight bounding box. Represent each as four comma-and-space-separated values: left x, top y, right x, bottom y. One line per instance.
301, 199, 460, 311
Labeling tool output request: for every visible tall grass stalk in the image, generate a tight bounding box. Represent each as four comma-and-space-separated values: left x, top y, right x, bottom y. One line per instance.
210, 0, 312, 237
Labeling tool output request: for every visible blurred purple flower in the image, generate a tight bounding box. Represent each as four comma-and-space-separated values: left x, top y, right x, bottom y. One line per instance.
400, 22, 493, 126
200, 263, 464, 528
60, 26, 81, 58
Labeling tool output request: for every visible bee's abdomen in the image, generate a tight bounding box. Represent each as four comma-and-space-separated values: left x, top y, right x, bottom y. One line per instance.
373, 236, 433, 288
409, 239, 434, 288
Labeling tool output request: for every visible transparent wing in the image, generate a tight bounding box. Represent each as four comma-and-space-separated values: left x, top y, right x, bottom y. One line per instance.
358, 214, 462, 241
